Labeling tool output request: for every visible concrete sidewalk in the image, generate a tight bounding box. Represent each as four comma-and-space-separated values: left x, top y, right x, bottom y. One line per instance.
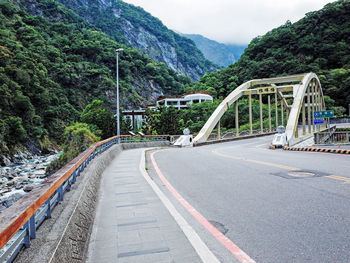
86, 148, 203, 263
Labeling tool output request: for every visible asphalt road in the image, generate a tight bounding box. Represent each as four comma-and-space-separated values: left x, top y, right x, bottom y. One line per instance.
151, 136, 350, 263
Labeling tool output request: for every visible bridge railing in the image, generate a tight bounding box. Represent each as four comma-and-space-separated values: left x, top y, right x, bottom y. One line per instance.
0, 135, 169, 263
209, 129, 276, 140
314, 129, 350, 144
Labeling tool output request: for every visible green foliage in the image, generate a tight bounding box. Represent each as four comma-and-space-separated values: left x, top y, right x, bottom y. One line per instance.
46, 122, 99, 174
6, 117, 28, 145
143, 107, 181, 135
0, 2, 193, 151
143, 97, 285, 136
81, 100, 115, 139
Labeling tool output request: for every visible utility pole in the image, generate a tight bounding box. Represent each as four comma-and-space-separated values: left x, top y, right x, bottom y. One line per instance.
116, 48, 123, 136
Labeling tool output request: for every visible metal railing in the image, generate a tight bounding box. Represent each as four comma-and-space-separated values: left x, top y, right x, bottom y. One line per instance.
315, 130, 350, 144
0, 135, 169, 263
209, 129, 276, 140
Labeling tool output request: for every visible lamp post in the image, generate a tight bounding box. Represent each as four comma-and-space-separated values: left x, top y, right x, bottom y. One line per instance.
116, 48, 123, 137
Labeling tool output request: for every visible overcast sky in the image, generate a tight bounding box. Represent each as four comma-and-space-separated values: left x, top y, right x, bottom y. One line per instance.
123, 0, 335, 45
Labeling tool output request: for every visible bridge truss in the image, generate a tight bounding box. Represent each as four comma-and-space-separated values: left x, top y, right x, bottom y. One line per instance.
193, 73, 327, 146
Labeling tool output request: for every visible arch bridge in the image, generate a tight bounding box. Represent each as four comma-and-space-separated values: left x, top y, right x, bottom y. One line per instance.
194, 73, 327, 146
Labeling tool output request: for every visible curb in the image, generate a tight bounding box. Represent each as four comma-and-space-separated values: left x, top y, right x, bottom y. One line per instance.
284, 147, 350, 155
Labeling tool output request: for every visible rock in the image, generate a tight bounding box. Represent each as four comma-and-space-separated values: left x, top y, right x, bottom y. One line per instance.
36, 165, 45, 170
29, 178, 44, 185
19, 176, 29, 183
23, 139, 42, 156
19, 172, 29, 177
0, 191, 25, 211
23, 185, 34, 192
15, 183, 23, 190
0, 188, 11, 195
0, 177, 8, 184
13, 154, 26, 165
34, 170, 46, 176
6, 180, 16, 186
22, 166, 33, 172
1, 156, 11, 167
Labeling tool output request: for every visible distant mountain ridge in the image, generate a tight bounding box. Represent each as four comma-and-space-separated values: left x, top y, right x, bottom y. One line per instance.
196, 0, 350, 111
183, 34, 247, 67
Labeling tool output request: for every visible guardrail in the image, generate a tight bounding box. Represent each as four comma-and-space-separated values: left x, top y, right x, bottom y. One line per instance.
315, 130, 350, 144
0, 135, 169, 262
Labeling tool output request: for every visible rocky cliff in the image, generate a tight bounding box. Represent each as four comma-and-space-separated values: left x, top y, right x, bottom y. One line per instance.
55, 0, 219, 81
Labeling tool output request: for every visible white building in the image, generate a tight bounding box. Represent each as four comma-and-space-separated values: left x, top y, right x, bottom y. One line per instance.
122, 93, 213, 130
156, 93, 213, 109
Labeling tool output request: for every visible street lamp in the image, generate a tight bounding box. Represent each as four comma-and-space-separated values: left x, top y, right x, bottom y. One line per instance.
116, 48, 123, 137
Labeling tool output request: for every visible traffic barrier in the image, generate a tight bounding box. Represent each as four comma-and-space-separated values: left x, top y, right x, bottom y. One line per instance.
284, 147, 350, 155
0, 135, 169, 263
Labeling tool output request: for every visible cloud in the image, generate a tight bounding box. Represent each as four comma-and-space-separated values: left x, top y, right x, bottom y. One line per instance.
122, 0, 335, 44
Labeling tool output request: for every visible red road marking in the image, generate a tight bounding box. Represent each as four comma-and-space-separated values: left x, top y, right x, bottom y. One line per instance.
151, 151, 256, 263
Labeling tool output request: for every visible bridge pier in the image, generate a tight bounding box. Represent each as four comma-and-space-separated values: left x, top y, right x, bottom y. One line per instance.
217, 120, 221, 140
281, 99, 284, 127
302, 98, 306, 135
275, 92, 278, 128
249, 93, 253, 135
308, 86, 312, 133
235, 101, 239, 137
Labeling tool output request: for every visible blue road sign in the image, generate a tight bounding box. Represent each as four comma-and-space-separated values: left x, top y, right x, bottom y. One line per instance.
314, 119, 324, 124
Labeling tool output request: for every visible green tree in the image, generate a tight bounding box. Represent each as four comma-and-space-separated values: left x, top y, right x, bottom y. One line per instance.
81, 100, 115, 139
46, 122, 100, 175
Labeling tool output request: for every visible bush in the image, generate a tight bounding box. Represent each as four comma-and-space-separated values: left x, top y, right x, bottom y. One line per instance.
6, 117, 27, 144
46, 123, 100, 175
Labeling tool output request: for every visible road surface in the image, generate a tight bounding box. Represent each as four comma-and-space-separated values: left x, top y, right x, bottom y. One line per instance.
150, 136, 350, 263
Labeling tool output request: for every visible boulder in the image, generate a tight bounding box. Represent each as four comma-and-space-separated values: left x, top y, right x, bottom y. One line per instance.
1, 156, 11, 167
15, 183, 23, 190
23, 139, 42, 156
23, 185, 34, 192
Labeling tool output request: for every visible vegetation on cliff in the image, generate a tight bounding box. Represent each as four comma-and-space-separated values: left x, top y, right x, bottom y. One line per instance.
0, 2, 191, 153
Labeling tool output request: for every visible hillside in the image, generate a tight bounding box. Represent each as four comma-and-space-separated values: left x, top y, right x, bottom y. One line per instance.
15, 0, 218, 81
183, 34, 247, 67
0, 2, 192, 152
195, 0, 350, 111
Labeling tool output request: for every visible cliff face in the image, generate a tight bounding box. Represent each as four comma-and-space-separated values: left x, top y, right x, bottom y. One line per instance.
56, 0, 218, 81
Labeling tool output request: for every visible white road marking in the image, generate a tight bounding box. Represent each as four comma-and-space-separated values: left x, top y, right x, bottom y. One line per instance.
139, 149, 221, 263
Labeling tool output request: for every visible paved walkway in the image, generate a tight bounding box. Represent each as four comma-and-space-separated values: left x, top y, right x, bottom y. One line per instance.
86, 148, 202, 263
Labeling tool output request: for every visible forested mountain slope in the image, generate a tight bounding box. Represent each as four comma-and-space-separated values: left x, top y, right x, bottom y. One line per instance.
195, 0, 350, 110
183, 33, 246, 67
0, 2, 191, 152
16, 0, 218, 81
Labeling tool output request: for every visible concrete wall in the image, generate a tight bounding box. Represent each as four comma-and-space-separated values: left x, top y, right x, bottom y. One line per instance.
14, 142, 169, 263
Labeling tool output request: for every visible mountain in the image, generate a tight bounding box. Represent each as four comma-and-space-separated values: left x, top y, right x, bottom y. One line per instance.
17, 0, 218, 81
183, 34, 247, 67
194, 0, 350, 111
0, 1, 193, 152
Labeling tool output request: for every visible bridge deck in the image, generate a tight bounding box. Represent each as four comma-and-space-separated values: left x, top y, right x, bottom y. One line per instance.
87, 148, 202, 263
